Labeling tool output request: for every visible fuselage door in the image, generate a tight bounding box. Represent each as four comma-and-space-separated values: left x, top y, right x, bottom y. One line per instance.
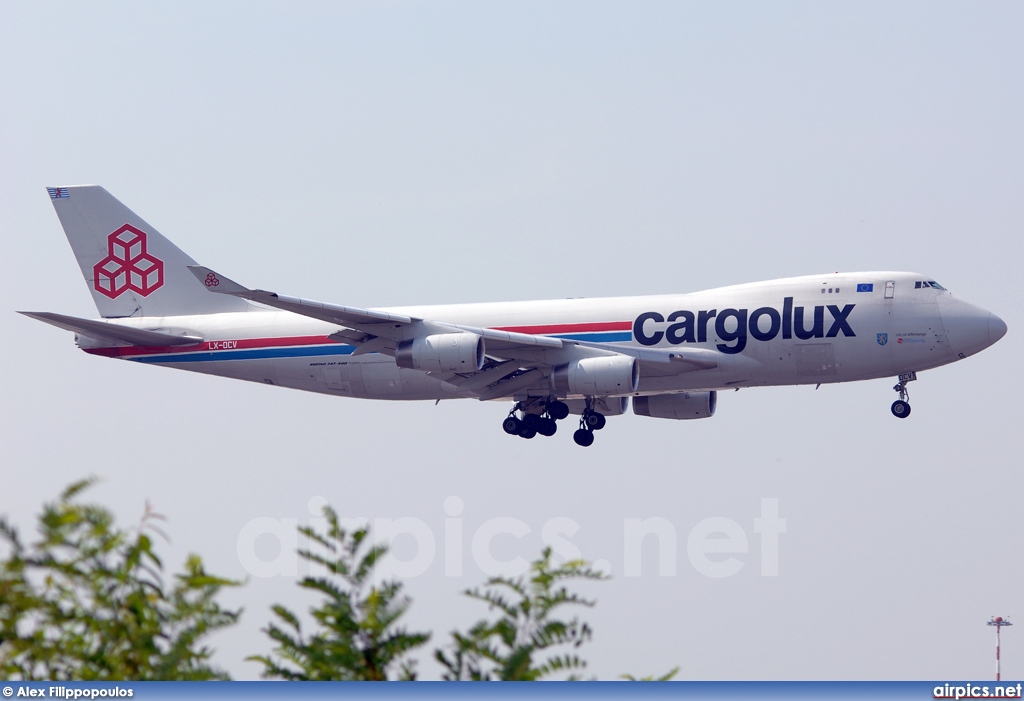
884, 280, 895, 299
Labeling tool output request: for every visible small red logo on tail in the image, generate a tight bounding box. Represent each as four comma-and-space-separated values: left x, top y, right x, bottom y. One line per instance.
93, 224, 165, 299
204, 273, 220, 287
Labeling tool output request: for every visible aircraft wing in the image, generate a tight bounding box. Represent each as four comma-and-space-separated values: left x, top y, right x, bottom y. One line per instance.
187, 267, 715, 394
187, 267, 564, 354
19, 311, 203, 347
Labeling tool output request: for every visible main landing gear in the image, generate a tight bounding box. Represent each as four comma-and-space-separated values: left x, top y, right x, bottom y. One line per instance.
501, 398, 606, 447
573, 400, 607, 447
890, 372, 916, 419
502, 399, 568, 440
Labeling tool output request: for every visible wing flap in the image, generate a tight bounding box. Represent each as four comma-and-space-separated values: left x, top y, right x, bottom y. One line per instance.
435, 360, 521, 392
476, 369, 546, 401
568, 339, 719, 373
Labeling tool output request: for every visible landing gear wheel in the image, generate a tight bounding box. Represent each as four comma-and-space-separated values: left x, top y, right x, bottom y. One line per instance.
573, 429, 595, 447
537, 418, 557, 437
502, 416, 523, 435
548, 401, 570, 421
503, 401, 528, 436
891, 400, 911, 418
584, 412, 607, 431
518, 427, 537, 439
522, 413, 541, 430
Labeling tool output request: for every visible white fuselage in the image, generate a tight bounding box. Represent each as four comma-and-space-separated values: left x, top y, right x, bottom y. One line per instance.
80, 272, 1003, 402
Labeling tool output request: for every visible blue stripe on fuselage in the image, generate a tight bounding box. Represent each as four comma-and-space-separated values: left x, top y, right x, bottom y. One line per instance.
131, 344, 356, 364
555, 331, 632, 342
128, 331, 634, 364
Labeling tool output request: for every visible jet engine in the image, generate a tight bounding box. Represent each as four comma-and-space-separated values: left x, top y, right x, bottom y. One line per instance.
395, 332, 485, 373
551, 355, 639, 396
632, 391, 717, 420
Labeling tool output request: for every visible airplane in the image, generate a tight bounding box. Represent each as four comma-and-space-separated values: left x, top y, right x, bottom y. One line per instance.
21, 186, 1007, 447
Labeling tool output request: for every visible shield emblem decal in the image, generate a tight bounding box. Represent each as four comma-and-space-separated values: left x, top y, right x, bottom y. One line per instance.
877, 333, 888, 346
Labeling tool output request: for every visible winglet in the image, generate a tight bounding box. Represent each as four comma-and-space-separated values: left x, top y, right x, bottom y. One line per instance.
187, 266, 252, 296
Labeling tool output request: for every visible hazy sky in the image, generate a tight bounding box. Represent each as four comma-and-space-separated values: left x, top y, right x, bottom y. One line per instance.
2, 1, 1022, 681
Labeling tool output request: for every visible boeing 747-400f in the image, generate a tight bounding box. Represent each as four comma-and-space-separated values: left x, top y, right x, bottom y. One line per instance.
21, 186, 1007, 446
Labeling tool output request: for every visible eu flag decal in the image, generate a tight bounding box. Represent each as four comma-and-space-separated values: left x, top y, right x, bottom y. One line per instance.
856, 283, 874, 292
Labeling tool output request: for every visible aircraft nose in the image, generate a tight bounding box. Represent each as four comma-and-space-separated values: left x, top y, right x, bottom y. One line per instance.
990, 312, 1008, 344
937, 296, 1007, 358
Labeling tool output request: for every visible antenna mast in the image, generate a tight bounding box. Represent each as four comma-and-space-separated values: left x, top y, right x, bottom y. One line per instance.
987, 616, 1013, 681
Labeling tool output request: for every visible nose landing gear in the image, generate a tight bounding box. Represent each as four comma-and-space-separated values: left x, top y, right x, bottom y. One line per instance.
890, 372, 916, 418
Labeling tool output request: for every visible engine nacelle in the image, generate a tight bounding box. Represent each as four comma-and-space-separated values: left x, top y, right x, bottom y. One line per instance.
633, 391, 717, 420
563, 396, 629, 416
395, 332, 485, 373
552, 355, 639, 396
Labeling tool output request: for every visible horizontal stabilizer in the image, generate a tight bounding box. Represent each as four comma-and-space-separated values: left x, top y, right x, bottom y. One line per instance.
19, 311, 203, 347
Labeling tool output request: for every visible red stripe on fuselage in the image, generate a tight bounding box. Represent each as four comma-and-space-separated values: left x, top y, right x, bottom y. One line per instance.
492, 321, 632, 335
81, 321, 634, 358
83, 334, 339, 358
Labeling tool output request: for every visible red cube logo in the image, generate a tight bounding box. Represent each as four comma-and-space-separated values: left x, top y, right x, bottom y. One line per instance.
93, 224, 164, 299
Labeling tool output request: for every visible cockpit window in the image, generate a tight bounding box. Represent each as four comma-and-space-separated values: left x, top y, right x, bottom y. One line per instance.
927, 281, 946, 290
914, 280, 947, 290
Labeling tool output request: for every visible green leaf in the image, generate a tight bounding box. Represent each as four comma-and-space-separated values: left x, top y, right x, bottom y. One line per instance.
434, 547, 611, 681
254, 506, 429, 681
0, 480, 241, 681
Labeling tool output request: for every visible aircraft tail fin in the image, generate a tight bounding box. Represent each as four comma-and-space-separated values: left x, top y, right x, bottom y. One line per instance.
47, 185, 251, 318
